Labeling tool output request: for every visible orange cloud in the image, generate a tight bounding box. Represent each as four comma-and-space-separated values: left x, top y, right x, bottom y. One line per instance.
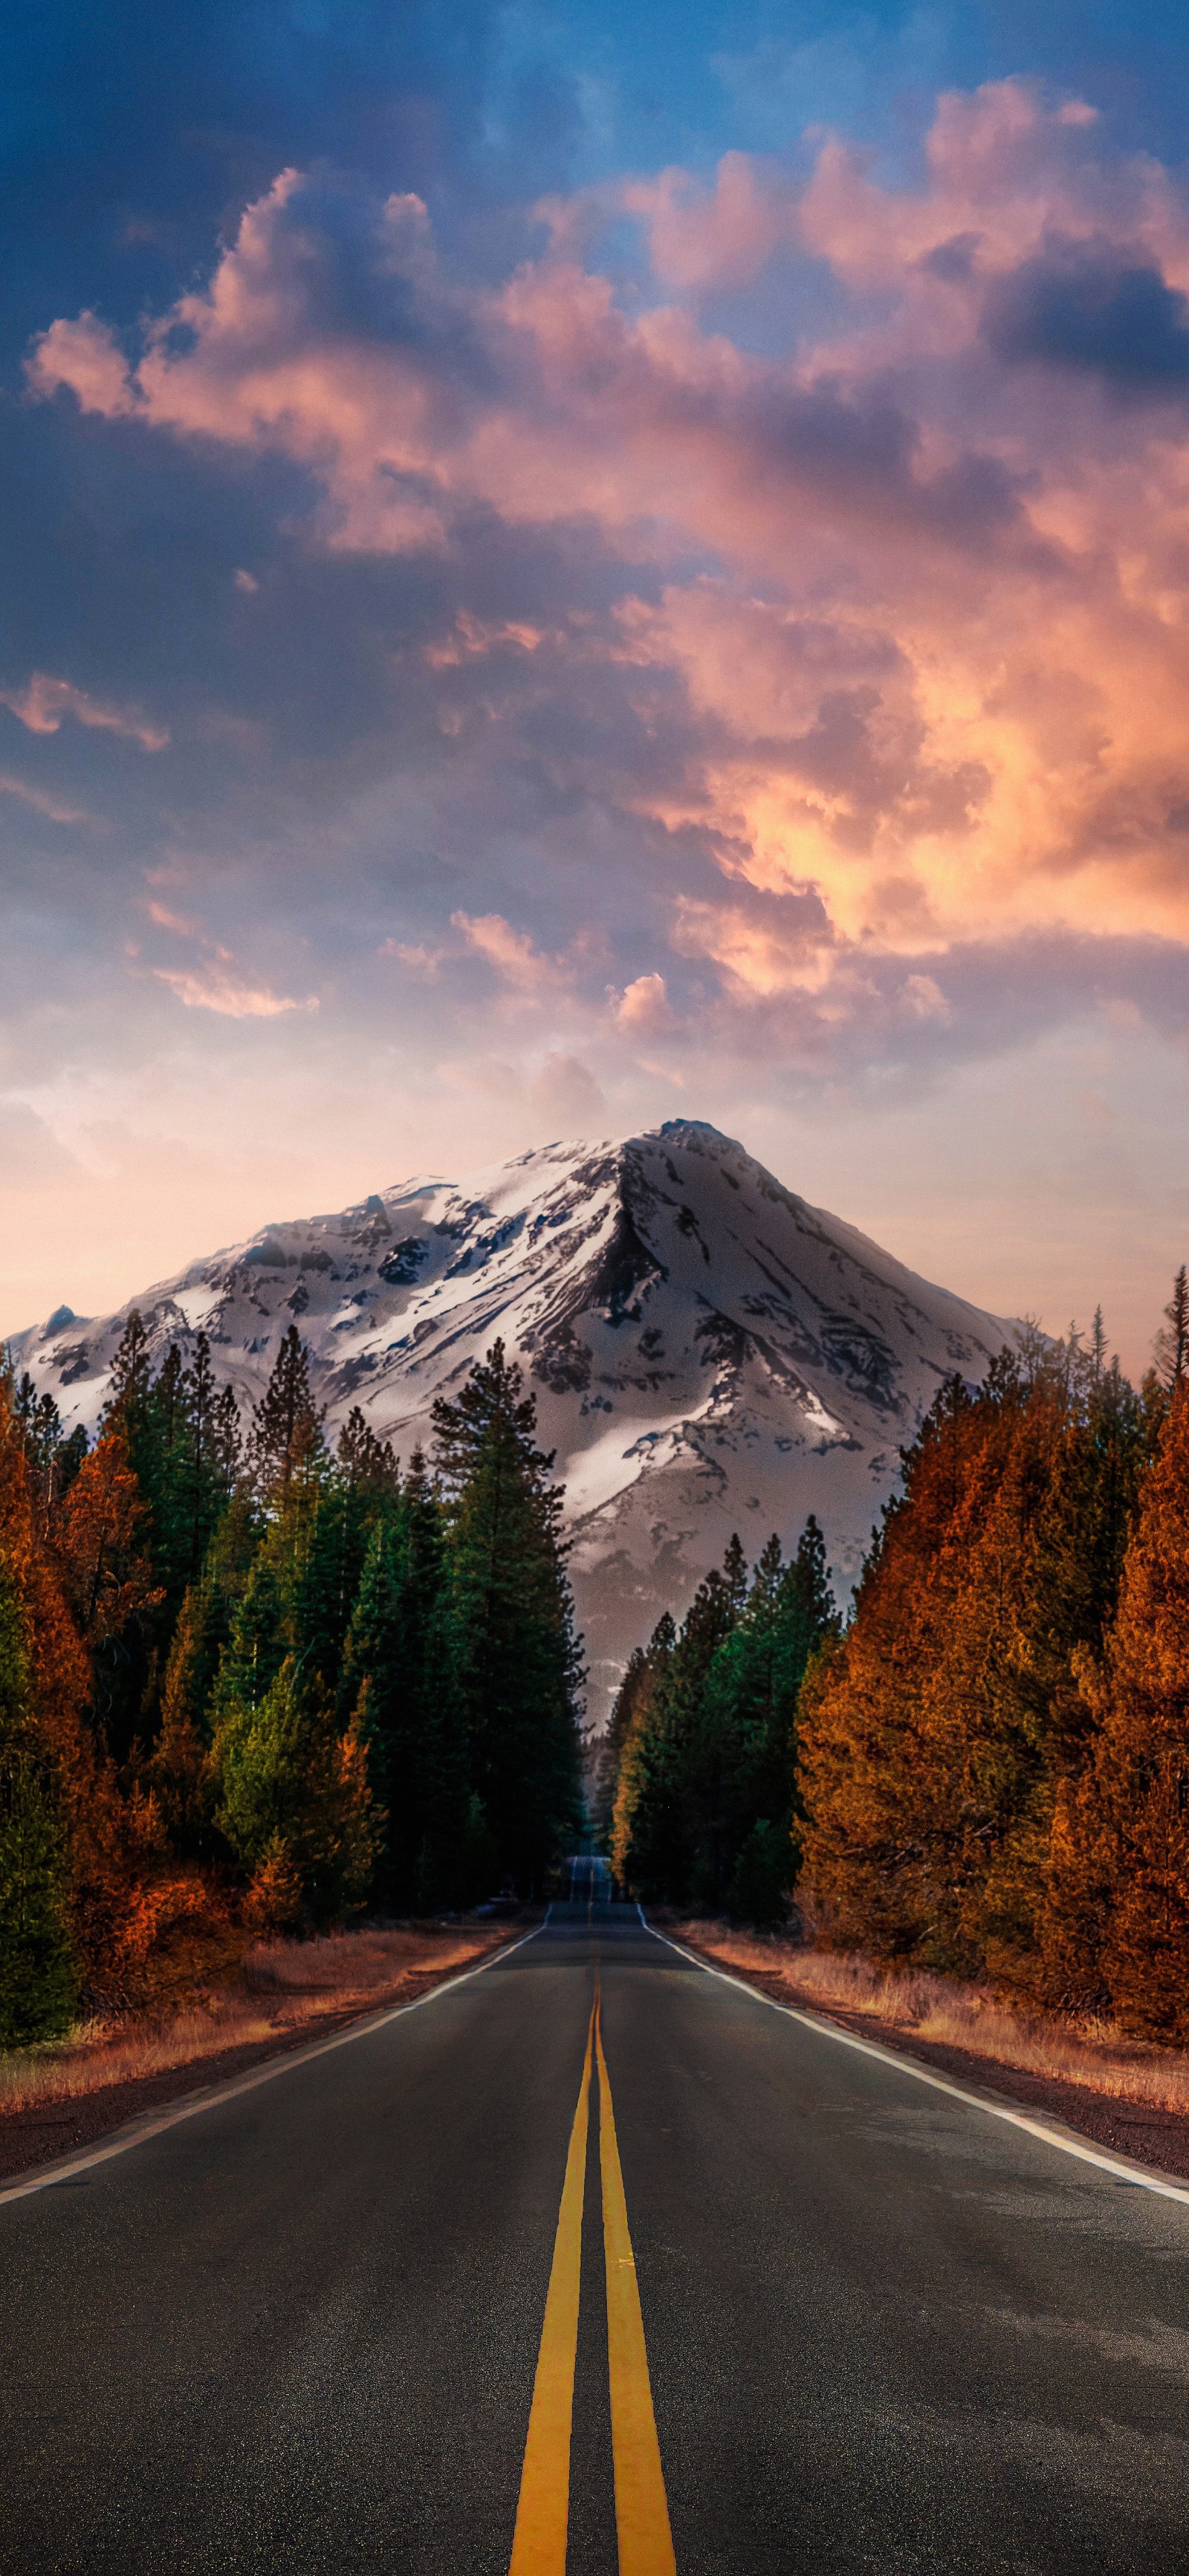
30, 94, 1189, 999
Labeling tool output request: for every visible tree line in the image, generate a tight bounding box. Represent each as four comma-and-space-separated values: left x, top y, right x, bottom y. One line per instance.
0, 1323, 583, 2045
601, 1518, 838, 1921
605, 1274, 1189, 2043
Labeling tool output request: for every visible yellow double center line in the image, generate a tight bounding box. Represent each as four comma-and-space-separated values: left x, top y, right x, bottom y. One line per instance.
509, 1989, 676, 2576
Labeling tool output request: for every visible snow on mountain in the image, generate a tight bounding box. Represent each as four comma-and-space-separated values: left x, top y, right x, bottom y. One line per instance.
7, 1120, 1019, 1720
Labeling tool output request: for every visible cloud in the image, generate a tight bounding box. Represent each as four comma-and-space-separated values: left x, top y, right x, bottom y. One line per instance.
982, 241, 1189, 387
20, 71, 1189, 1108
0, 672, 168, 750
528, 1051, 605, 1127
152, 952, 317, 1018
146, 898, 201, 935
621, 154, 794, 293
27, 313, 139, 418
451, 909, 564, 991
380, 939, 443, 979
615, 972, 673, 1034
0, 772, 95, 825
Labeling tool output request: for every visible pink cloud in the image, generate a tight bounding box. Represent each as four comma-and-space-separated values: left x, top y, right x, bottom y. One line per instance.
29, 92, 1189, 1000
615, 972, 674, 1034
451, 910, 565, 993
622, 154, 794, 293
153, 964, 317, 1019
27, 313, 138, 417
1, 672, 168, 750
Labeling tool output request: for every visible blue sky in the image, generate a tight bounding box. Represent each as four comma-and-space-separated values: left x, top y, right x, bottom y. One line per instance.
4, 0, 1189, 1366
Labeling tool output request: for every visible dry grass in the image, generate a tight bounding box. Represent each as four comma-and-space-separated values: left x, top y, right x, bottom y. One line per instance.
674, 1923, 1189, 2120
0, 1924, 509, 2118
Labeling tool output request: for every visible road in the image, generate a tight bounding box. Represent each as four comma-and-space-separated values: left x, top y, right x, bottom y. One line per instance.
4, 1891, 1189, 2573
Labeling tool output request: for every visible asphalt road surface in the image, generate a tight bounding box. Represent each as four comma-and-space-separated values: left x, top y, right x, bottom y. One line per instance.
4, 1888, 1189, 2574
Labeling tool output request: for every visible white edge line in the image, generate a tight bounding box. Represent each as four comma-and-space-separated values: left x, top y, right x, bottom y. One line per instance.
641, 1917, 1189, 2209
0, 1918, 548, 2209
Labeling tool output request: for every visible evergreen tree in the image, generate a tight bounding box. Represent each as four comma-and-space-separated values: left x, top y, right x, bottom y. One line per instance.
9, 1373, 86, 1520
342, 1452, 452, 1907
432, 1343, 583, 1896
615, 1549, 743, 1901
181, 1334, 235, 1580
214, 1655, 379, 1926
697, 1518, 838, 1911
0, 1753, 77, 2043
148, 1493, 262, 1852
106, 1309, 153, 1420
337, 1406, 399, 1496
95, 1318, 240, 1744
1155, 1265, 1189, 1392
250, 1328, 324, 1493
216, 1436, 372, 1725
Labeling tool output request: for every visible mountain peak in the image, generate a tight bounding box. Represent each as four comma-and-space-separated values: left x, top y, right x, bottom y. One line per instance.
10, 1125, 1017, 1716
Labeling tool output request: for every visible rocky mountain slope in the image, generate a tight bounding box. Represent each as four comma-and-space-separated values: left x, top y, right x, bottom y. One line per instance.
9, 1121, 1018, 1719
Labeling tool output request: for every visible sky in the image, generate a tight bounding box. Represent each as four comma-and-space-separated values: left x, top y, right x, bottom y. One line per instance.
4, 0, 1189, 1374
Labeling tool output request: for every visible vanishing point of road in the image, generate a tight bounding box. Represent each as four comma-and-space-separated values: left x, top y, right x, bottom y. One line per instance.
4, 1881, 1189, 2573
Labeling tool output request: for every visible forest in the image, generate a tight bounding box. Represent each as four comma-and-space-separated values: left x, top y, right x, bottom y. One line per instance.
0, 1324, 583, 2045
8, 1270, 1189, 2060
606, 1276, 1189, 2044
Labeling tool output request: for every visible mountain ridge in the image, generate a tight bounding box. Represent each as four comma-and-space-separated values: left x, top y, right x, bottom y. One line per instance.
7, 1120, 1020, 1718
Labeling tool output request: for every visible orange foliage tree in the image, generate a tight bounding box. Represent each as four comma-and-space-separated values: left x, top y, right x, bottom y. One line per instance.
800, 1350, 1144, 1999
1044, 1386, 1189, 2037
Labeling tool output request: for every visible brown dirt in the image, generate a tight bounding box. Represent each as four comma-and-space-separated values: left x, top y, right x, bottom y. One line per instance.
674, 1933, 1189, 2184
0, 1936, 521, 2187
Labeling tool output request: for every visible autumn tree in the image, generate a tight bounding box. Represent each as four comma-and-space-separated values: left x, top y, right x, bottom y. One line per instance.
1043, 1384, 1189, 2036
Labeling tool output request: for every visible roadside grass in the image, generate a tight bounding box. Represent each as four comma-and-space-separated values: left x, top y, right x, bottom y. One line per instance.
0, 1924, 508, 2117
672, 1923, 1189, 2119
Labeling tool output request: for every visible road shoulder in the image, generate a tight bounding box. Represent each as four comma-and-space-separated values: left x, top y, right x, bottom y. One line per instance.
0, 1930, 526, 2192
661, 1924, 1189, 2191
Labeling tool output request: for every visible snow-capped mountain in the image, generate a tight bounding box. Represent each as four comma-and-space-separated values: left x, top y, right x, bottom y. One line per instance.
9, 1121, 1018, 1719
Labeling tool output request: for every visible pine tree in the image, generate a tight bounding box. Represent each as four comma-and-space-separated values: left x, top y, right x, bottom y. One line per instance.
698, 1517, 838, 1911
214, 1655, 380, 1926
216, 1437, 367, 1723
250, 1328, 324, 1493
341, 1453, 450, 1907
1155, 1265, 1189, 1392
106, 1310, 153, 1421
615, 1548, 743, 1901
148, 1494, 261, 1852
337, 1407, 398, 1496
213, 1383, 243, 1487
432, 1343, 583, 1897
181, 1334, 234, 1580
